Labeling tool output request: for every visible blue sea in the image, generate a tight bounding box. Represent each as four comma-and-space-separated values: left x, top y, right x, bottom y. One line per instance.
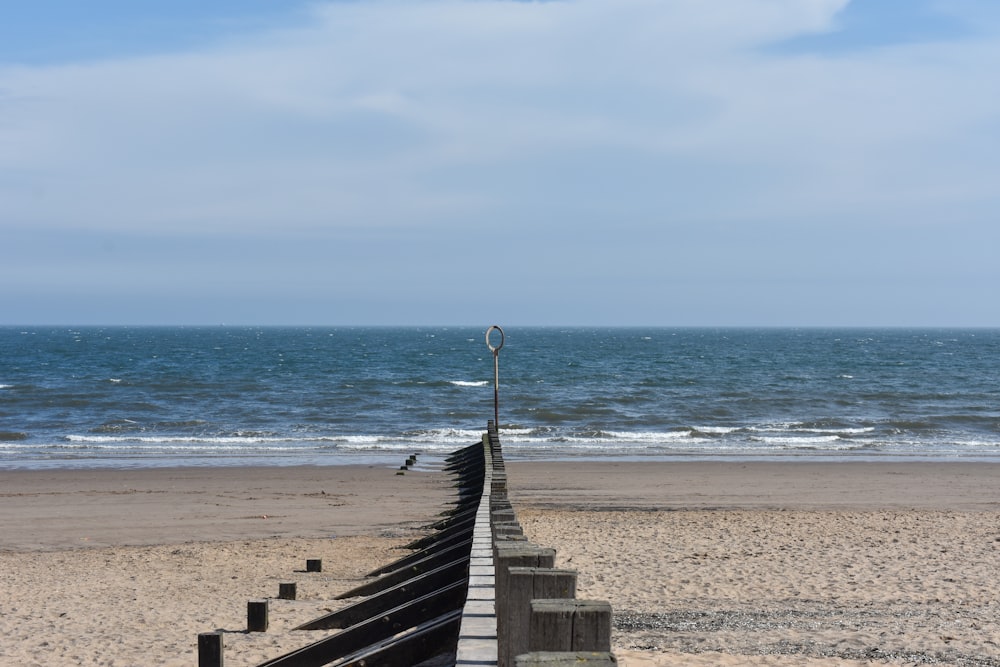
1, 327, 999, 469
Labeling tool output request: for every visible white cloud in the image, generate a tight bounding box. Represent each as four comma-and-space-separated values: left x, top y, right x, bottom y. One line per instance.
1, 0, 998, 243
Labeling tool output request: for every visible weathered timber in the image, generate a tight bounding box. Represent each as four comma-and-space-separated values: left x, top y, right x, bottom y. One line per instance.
492, 508, 516, 523
259, 594, 465, 667
198, 631, 223, 667
335, 553, 470, 600
446, 440, 484, 457
334, 610, 462, 667
305, 559, 322, 573
237, 435, 492, 667
438, 494, 482, 514
452, 463, 485, 479
503, 568, 577, 667
493, 522, 524, 539
494, 544, 556, 612
528, 600, 612, 654
494, 544, 557, 666
422, 505, 479, 530
444, 450, 484, 472
248, 599, 269, 633
297, 559, 470, 631
445, 440, 481, 459
278, 583, 296, 600
366, 536, 472, 578
403, 515, 477, 550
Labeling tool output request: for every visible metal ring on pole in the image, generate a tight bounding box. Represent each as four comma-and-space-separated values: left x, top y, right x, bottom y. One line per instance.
486, 325, 505, 353
486, 325, 504, 430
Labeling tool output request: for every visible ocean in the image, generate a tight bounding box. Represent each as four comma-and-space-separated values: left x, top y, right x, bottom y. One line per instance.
1, 326, 999, 469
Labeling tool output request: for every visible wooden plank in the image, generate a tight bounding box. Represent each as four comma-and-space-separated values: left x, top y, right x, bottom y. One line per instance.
504, 568, 576, 666
365, 536, 472, 578
296, 558, 469, 631
258, 587, 466, 667
527, 601, 573, 653
402, 515, 477, 550
571, 601, 612, 652
335, 551, 471, 600
528, 600, 612, 653
493, 545, 557, 665
334, 609, 463, 667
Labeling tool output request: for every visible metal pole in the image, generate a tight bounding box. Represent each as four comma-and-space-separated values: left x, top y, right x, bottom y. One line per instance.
486, 325, 505, 430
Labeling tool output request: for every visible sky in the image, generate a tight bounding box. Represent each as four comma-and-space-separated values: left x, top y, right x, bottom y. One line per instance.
2, 0, 999, 327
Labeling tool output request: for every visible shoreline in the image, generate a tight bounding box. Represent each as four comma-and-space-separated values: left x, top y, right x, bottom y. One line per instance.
2, 460, 997, 552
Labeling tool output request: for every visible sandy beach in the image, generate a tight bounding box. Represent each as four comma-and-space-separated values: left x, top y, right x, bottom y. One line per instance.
1, 460, 998, 666
509, 461, 1000, 667
0, 464, 454, 666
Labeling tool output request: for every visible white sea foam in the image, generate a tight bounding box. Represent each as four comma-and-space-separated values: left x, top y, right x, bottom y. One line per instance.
62, 435, 342, 448
748, 423, 872, 435
604, 430, 691, 441
694, 426, 741, 435
0, 384, 12, 389
337, 428, 485, 451
752, 435, 842, 447
949, 439, 1000, 450
449, 380, 489, 387
746, 422, 801, 432
499, 428, 535, 437
807, 426, 875, 435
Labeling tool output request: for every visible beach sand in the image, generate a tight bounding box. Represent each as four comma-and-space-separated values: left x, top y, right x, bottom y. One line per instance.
0, 464, 454, 666
508, 461, 1000, 666
1, 460, 998, 666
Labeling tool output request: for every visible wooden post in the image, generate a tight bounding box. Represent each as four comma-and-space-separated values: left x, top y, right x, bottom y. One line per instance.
306, 558, 322, 572
492, 508, 516, 523
494, 523, 524, 539
494, 544, 556, 667
198, 631, 223, 667
247, 599, 269, 632
528, 599, 611, 653
278, 582, 297, 600
504, 568, 577, 667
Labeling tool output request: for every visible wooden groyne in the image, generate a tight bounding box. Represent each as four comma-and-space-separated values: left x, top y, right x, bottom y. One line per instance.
198, 422, 615, 666
458, 421, 617, 667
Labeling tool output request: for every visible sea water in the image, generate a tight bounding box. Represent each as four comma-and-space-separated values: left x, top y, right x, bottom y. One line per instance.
1, 326, 998, 469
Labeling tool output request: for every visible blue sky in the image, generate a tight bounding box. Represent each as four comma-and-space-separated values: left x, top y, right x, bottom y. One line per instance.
2, 0, 999, 326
